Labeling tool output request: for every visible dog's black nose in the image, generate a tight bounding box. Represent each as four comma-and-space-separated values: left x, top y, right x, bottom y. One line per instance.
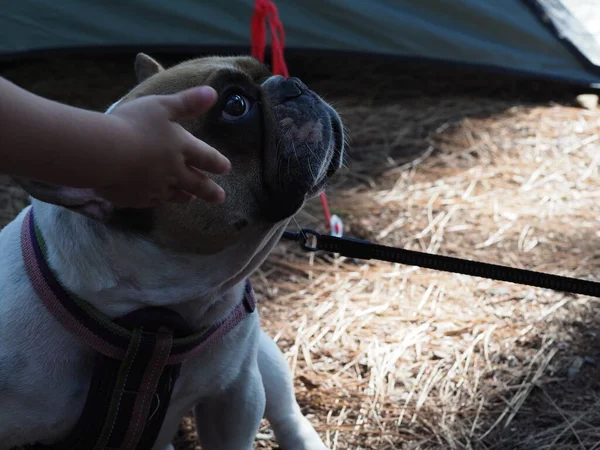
282, 77, 305, 100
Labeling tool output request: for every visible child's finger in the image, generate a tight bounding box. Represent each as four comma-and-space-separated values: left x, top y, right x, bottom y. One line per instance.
177, 167, 225, 204
183, 138, 231, 175
168, 189, 196, 204
160, 86, 218, 121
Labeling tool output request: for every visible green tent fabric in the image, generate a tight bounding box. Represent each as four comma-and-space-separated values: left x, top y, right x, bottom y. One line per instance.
1, 0, 599, 86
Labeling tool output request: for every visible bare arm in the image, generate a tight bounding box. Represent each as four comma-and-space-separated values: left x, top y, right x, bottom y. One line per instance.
0, 77, 133, 187
0, 77, 231, 206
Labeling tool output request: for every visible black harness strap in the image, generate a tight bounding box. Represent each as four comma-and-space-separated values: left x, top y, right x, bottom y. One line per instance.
18, 298, 256, 450
53, 309, 190, 450
18, 208, 257, 450
20, 309, 190, 450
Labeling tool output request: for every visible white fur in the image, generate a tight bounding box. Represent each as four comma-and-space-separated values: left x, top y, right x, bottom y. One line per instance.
105, 99, 122, 114
0, 98, 329, 450
0, 199, 327, 450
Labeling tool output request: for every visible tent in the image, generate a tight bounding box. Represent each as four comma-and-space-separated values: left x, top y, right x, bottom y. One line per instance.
1, 0, 599, 87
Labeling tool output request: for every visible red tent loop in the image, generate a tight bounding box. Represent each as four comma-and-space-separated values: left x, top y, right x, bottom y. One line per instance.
250, 0, 341, 235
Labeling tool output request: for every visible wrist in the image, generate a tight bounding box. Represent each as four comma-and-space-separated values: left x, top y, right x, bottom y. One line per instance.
91, 114, 141, 188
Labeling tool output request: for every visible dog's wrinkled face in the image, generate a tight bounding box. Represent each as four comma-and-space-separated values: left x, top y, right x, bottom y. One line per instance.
16, 54, 345, 255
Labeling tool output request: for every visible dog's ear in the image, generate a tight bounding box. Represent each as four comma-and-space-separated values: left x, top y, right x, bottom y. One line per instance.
12, 178, 113, 222
135, 53, 164, 84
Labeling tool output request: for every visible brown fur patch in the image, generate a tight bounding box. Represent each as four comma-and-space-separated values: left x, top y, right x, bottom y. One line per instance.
134, 53, 164, 84
112, 55, 343, 253
11, 54, 344, 256
117, 56, 274, 254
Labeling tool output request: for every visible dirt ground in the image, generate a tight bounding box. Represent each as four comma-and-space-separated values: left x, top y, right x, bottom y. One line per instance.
2, 52, 600, 449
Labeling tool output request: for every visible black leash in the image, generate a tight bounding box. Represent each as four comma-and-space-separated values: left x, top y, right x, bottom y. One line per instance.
282, 229, 600, 299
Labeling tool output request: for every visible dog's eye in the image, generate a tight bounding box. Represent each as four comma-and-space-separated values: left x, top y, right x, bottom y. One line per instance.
222, 94, 249, 120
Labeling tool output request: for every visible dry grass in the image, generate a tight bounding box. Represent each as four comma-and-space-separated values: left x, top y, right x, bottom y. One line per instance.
251, 103, 600, 450
2, 54, 600, 449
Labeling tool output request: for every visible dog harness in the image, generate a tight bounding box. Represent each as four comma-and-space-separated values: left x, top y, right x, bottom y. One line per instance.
18, 208, 256, 450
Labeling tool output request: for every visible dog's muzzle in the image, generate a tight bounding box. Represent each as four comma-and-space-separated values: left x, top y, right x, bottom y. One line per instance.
260, 76, 345, 222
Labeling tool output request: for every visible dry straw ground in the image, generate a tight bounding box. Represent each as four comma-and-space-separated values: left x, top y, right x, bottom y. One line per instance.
1, 53, 599, 449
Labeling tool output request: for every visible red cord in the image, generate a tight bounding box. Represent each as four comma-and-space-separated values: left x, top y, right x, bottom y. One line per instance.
250, 0, 334, 230
250, 0, 289, 78
319, 192, 332, 226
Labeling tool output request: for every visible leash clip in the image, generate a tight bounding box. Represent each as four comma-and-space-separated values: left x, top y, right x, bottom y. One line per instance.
298, 229, 321, 252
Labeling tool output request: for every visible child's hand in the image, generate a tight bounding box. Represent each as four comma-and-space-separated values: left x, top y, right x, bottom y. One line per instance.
101, 86, 231, 209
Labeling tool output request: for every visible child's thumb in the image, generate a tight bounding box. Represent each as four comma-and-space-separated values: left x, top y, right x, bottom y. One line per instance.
162, 86, 218, 121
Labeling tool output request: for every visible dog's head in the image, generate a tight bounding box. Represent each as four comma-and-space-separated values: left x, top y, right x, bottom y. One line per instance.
15, 54, 345, 260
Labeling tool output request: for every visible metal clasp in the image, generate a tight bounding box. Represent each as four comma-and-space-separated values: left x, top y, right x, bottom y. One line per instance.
298, 229, 321, 252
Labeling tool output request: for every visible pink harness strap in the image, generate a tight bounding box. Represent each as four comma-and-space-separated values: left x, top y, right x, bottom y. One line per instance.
18, 207, 257, 450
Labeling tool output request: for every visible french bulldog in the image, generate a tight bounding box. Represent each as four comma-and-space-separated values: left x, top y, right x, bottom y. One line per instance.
0, 53, 344, 449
